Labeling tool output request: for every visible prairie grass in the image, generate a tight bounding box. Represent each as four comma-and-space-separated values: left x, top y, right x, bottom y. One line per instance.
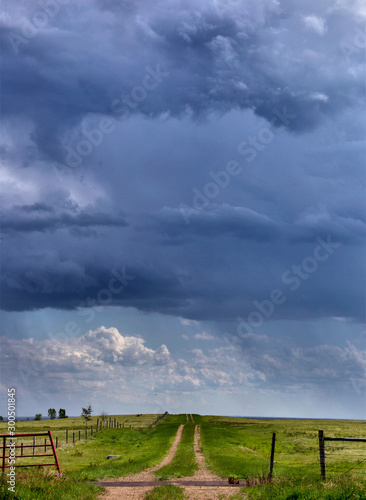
219, 476, 366, 499
0, 414, 183, 499
1, 414, 365, 499
0, 469, 102, 500
0, 413, 161, 455
66, 414, 185, 480
200, 416, 366, 480
145, 484, 187, 499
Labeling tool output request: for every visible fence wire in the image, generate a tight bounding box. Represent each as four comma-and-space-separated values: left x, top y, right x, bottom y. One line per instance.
324, 441, 366, 478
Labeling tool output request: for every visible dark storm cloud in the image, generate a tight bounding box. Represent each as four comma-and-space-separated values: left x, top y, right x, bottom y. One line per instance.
0, 262, 187, 313
1, 204, 364, 321
18, 202, 54, 213
1, 0, 364, 161
154, 204, 365, 245
150, 205, 280, 242
0, 0, 364, 326
0, 204, 128, 233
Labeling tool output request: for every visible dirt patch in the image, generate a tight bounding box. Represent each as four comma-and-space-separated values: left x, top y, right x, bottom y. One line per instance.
100, 486, 150, 500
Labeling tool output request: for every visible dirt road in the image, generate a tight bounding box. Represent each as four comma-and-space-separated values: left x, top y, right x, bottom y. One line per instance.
99, 419, 246, 499
100, 424, 184, 500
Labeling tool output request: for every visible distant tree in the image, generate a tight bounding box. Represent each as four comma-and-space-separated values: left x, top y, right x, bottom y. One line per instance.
58, 409, 68, 419
48, 408, 56, 419
34, 413, 42, 421
0, 416, 3, 422
81, 405, 92, 424
100, 411, 108, 424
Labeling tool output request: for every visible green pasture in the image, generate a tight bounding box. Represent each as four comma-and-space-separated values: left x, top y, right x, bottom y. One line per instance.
0, 413, 160, 449
0, 413, 162, 470
200, 416, 366, 480
220, 476, 366, 500
0, 413, 365, 499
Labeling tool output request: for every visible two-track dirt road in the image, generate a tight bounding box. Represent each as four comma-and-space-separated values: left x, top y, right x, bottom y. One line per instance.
99, 423, 185, 500
179, 424, 235, 499
99, 415, 245, 500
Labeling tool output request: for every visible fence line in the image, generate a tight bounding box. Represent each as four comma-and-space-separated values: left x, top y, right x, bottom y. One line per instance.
148, 411, 169, 428
48, 415, 163, 449
319, 430, 366, 479
0, 414, 168, 460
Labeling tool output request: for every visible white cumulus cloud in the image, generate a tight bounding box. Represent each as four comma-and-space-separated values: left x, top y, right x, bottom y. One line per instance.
303, 15, 326, 35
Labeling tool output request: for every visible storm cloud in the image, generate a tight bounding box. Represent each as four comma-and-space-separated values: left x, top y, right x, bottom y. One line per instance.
0, 0, 365, 418
1, 0, 364, 161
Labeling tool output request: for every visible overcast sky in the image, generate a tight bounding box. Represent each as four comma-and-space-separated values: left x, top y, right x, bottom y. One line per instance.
0, 0, 365, 419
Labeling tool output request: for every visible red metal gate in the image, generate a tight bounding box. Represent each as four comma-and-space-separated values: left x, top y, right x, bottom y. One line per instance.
0, 431, 61, 476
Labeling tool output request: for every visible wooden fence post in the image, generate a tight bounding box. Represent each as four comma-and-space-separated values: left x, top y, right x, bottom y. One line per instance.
319, 430, 326, 480
96, 419, 99, 432
91, 426, 93, 436
21, 442, 24, 456
33, 436, 36, 456
269, 432, 276, 479
66, 429, 68, 444
79, 430, 81, 441
44, 438, 47, 452
73, 432, 75, 444
85, 427, 87, 439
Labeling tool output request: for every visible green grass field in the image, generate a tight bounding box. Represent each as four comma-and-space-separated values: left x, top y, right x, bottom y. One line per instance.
214, 476, 366, 500
201, 415, 366, 480
0, 413, 160, 453
0, 414, 365, 499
